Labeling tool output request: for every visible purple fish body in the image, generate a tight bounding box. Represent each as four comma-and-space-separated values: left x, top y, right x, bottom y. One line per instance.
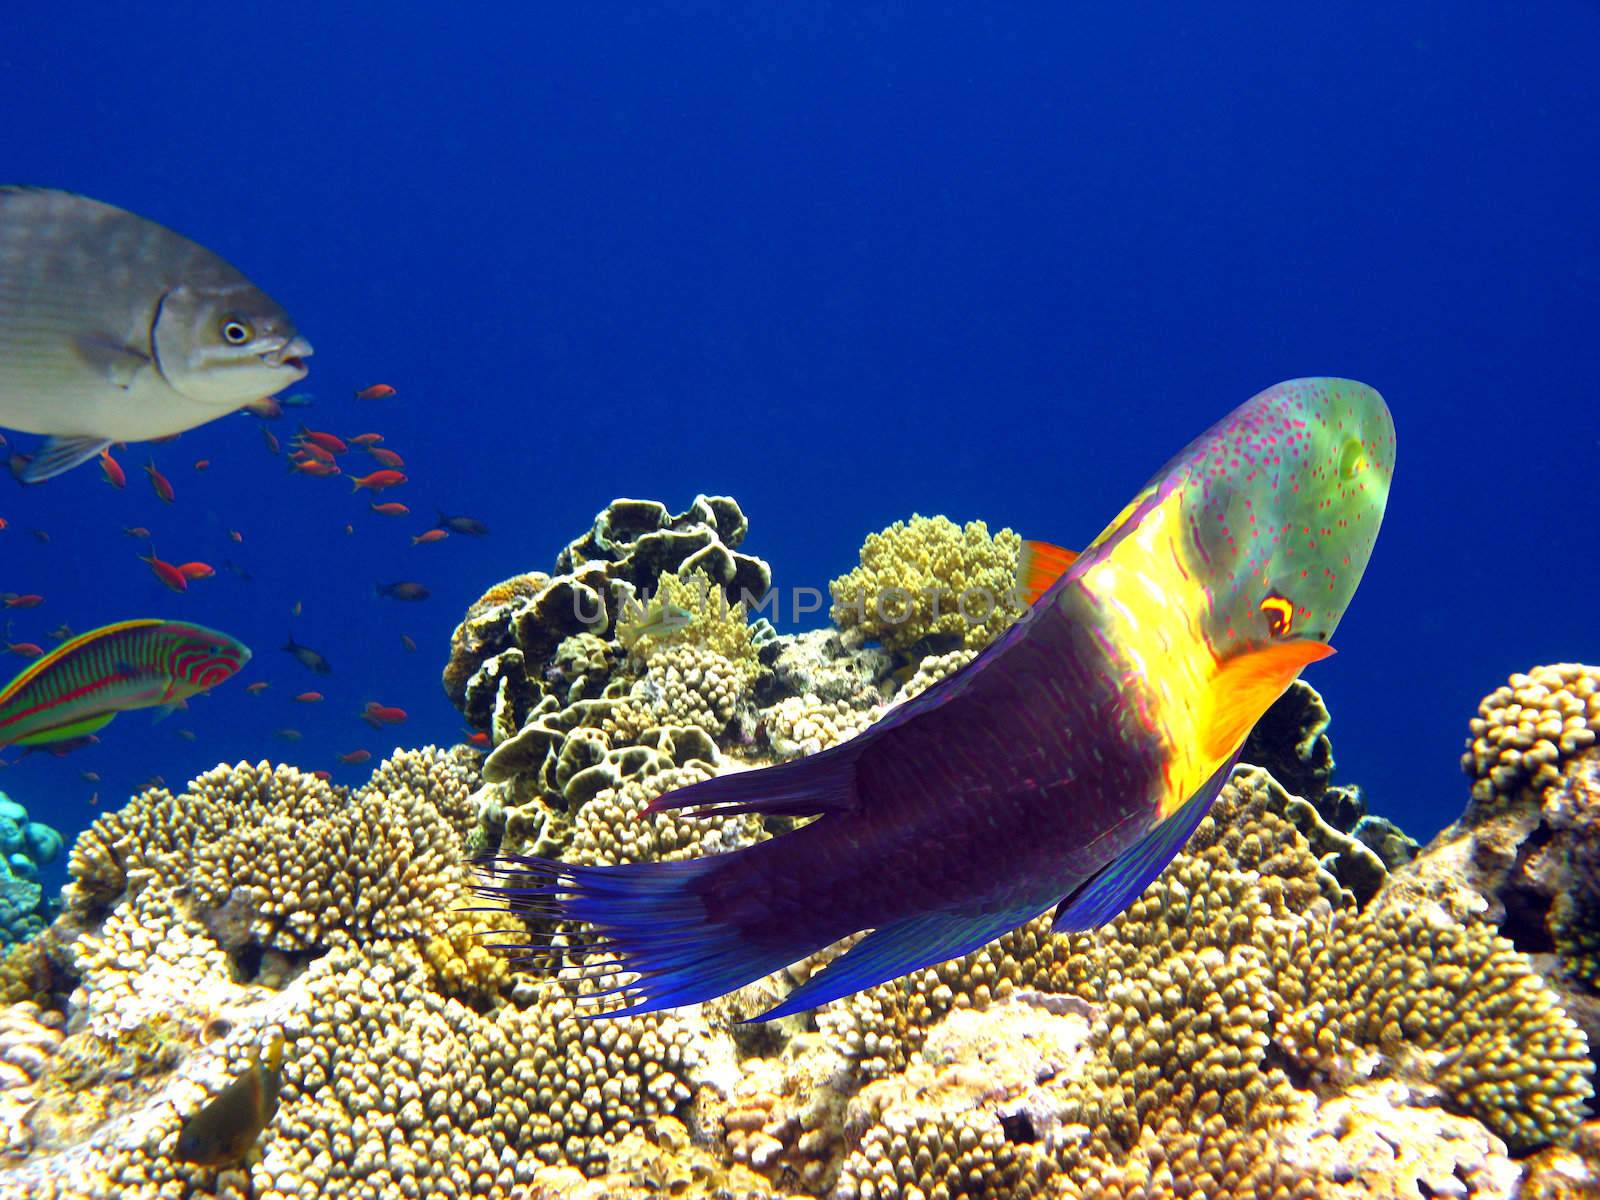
481, 378, 1396, 1018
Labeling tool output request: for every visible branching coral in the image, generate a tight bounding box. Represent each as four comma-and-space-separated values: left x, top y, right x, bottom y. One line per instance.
1463, 663, 1600, 811
829, 514, 1024, 653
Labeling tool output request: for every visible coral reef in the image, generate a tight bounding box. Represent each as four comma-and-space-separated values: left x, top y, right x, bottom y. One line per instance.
0, 792, 64, 951
2, 509, 1595, 1197
828, 513, 1024, 653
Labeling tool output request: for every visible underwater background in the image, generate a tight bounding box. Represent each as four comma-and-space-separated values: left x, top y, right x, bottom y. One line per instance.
1, 1, 1598, 871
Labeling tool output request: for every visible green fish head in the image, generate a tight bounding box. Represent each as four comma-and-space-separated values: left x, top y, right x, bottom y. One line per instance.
153, 281, 311, 409
159, 621, 253, 699
1173, 377, 1395, 654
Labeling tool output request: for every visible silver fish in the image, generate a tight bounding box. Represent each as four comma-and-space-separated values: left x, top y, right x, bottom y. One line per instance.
0, 187, 312, 481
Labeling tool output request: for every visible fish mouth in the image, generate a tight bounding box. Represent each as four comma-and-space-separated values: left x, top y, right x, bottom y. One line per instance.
262, 335, 314, 372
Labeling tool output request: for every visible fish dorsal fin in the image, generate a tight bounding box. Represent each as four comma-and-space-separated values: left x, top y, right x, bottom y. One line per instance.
1016, 540, 1080, 607
756, 901, 1047, 1021
1053, 754, 1239, 933
0, 619, 165, 706
645, 742, 861, 820
21, 436, 113, 483
1200, 640, 1335, 762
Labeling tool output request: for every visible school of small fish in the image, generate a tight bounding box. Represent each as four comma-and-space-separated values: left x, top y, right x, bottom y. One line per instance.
0, 187, 491, 779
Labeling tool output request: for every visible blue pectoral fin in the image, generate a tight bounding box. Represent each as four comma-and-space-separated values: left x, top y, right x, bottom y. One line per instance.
1052, 756, 1240, 934
21, 436, 114, 483
755, 902, 1046, 1022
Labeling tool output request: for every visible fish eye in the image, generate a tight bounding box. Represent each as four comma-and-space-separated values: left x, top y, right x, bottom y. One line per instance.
1339, 437, 1366, 481
1259, 592, 1294, 637
220, 317, 252, 345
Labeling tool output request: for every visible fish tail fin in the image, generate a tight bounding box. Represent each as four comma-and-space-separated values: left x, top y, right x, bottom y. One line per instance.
475, 853, 818, 1018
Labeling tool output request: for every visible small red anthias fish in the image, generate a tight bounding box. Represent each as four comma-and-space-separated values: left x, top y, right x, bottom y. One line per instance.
140, 551, 188, 593
350, 469, 406, 492
339, 749, 372, 764
296, 428, 347, 455
247, 396, 283, 419
311, 769, 332, 781
474, 378, 1398, 1020
411, 529, 448, 545
193, 459, 210, 471
30, 529, 47, 544
292, 459, 341, 478
144, 461, 175, 504
1, 595, 43, 608
177, 562, 215, 581
294, 691, 324, 703
262, 428, 282, 455
228, 529, 243, 543
465, 730, 490, 749
350, 433, 383, 446
400, 634, 417, 653
367, 447, 404, 469
124, 526, 150, 539
245, 681, 271, 694
369, 502, 409, 516
99, 449, 126, 488
5, 642, 43, 658
293, 442, 335, 465
291, 600, 302, 617
344, 524, 354, 536
361, 702, 407, 727
0, 518, 7, 531
354, 384, 396, 400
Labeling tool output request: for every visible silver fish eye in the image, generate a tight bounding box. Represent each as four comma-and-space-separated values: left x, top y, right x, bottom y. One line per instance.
221, 317, 251, 345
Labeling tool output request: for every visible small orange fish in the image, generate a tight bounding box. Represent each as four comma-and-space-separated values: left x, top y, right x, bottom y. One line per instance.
369, 502, 409, 517
193, 459, 211, 471
350, 469, 406, 492
5, 642, 43, 658
354, 384, 396, 400
262, 428, 281, 455
339, 749, 372, 764
465, 730, 490, 749
292, 460, 341, 478
0, 518, 7, 531
140, 551, 188, 593
294, 442, 335, 465
124, 526, 150, 539
411, 529, 448, 545
350, 433, 384, 446
294, 691, 324, 703
144, 461, 175, 504
229, 529, 244, 543
361, 702, 408, 727
311, 769, 332, 781
1, 594, 43, 608
246, 681, 271, 694
99, 449, 126, 488
177, 562, 215, 581
401, 634, 417, 653
297, 428, 347, 455
367, 447, 405, 469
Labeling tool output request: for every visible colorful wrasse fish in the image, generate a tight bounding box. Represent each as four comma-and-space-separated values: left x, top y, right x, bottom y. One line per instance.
0, 618, 251, 749
479, 378, 1395, 1019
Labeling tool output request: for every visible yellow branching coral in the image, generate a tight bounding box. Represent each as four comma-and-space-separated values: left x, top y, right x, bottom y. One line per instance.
829, 514, 1024, 652
1462, 663, 1600, 810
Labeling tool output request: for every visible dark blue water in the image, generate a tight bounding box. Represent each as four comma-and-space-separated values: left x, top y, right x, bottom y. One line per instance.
1, 3, 1596, 856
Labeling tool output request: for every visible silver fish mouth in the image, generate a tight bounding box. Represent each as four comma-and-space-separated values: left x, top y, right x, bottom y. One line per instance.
262, 335, 313, 371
